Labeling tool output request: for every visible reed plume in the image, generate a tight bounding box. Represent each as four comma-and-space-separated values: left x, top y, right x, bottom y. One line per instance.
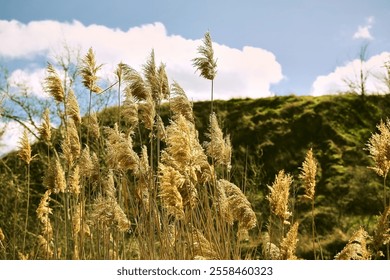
66, 89, 81, 125
218, 179, 257, 230
268, 170, 293, 223
69, 165, 81, 195
170, 81, 194, 123
39, 108, 52, 143
36, 190, 53, 241
138, 95, 156, 131
61, 119, 81, 166
162, 114, 211, 185
79, 145, 94, 178
43, 158, 67, 194
205, 113, 232, 171
105, 123, 139, 172
159, 164, 185, 219
192, 228, 219, 260
372, 206, 390, 258
44, 63, 65, 103
299, 148, 317, 258
335, 227, 371, 260
18, 129, 33, 165
88, 113, 100, 140
122, 90, 139, 131
79, 47, 102, 93
193, 31, 217, 80
193, 31, 217, 112
123, 68, 150, 101
299, 148, 317, 201
279, 222, 299, 260
36, 190, 53, 259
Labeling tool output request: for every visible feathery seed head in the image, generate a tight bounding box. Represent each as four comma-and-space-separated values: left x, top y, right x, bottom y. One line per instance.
159, 164, 185, 219
268, 170, 293, 222
39, 108, 52, 143
218, 179, 257, 230
80, 47, 102, 93
18, 129, 33, 164
335, 227, 371, 260
44, 63, 65, 103
299, 148, 317, 201
67, 89, 81, 125
193, 31, 217, 80
367, 119, 390, 178
280, 222, 299, 260
170, 81, 194, 123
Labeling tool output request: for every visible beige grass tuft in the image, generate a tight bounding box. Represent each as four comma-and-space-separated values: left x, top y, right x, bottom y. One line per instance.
44, 63, 65, 103
299, 148, 317, 201
18, 129, 33, 165
335, 227, 371, 260
279, 222, 299, 260
79, 47, 102, 93
39, 108, 52, 143
268, 170, 293, 223
218, 179, 257, 230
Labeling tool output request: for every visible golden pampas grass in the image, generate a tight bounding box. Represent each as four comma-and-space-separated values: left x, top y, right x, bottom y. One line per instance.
218, 179, 257, 230
39, 108, 52, 143
372, 206, 390, 258
192, 31, 217, 81
43, 158, 66, 194
61, 119, 81, 165
268, 170, 293, 223
79, 145, 94, 178
170, 81, 194, 123
105, 123, 139, 171
90, 195, 130, 232
69, 165, 81, 195
299, 148, 317, 201
80, 47, 102, 93
122, 91, 139, 131
18, 129, 33, 165
36, 190, 53, 240
335, 227, 371, 260
139, 95, 156, 131
124, 68, 150, 101
44, 63, 65, 103
192, 228, 219, 260
159, 164, 185, 219
367, 118, 390, 178
163, 114, 210, 184
279, 222, 299, 260
205, 113, 232, 171
67, 89, 81, 125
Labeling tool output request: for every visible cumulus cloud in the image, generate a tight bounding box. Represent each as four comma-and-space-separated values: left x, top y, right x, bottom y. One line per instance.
8, 68, 48, 98
0, 19, 283, 100
353, 16, 374, 40
310, 52, 390, 96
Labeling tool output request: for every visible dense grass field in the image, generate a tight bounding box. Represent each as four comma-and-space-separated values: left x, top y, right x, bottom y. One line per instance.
1, 42, 389, 260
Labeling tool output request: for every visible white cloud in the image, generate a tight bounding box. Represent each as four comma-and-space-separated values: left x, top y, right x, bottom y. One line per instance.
0, 121, 28, 156
8, 68, 48, 98
310, 52, 390, 96
0, 19, 283, 100
353, 16, 374, 40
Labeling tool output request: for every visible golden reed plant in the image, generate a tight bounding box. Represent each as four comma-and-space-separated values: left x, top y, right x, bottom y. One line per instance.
9, 34, 390, 260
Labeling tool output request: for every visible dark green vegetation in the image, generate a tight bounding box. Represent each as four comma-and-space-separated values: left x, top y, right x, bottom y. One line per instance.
1, 93, 389, 259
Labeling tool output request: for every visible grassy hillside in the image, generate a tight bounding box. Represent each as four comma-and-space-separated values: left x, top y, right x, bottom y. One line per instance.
1, 93, 389, 259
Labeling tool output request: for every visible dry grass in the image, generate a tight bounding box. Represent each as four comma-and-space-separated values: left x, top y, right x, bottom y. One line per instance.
1, 41, 390, 260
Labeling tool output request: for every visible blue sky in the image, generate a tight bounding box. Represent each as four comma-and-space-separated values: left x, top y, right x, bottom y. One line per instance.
1, 0, 389, 97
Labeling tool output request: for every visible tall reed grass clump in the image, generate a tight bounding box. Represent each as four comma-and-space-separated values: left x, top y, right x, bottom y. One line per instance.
2, 33, 390, 260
